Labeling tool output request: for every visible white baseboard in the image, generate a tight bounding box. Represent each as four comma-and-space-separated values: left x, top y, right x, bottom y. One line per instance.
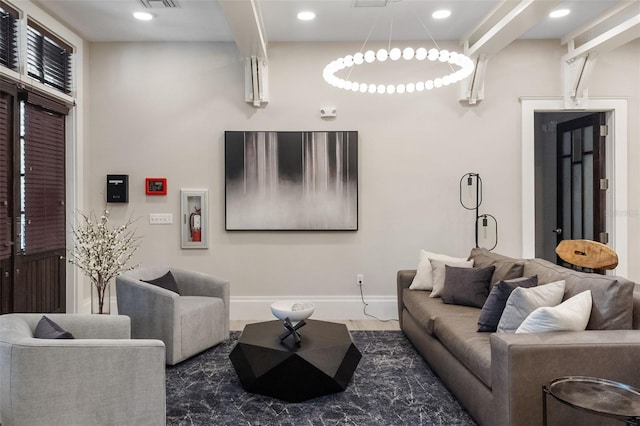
79, 295, 398, 321
230, 295, 398, 321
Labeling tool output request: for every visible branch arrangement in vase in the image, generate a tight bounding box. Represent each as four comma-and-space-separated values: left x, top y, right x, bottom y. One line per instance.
68, 209, 141, 314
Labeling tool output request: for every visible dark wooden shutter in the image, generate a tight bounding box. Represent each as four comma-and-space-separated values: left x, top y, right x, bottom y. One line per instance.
0, 92, 10, 260
0, 2, 18, 71
22, 102, 65, 254
26, 21, 72, 94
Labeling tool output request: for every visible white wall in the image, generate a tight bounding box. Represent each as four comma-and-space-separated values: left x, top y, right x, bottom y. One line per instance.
85, 39, 640, 319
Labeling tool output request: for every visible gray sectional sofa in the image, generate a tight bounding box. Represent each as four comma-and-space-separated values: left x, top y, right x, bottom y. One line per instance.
397, 248, 640, 426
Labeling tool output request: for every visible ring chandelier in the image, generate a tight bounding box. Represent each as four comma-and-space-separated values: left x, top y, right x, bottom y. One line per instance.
322, 47, 475, 94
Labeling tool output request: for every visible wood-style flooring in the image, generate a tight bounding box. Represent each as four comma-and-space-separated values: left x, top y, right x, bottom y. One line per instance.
230, 319, 399, 331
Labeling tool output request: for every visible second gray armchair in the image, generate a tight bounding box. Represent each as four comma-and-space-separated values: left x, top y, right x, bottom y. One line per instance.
116, 266, 230, 365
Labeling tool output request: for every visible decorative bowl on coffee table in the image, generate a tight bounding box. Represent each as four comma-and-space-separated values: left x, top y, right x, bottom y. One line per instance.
270, 301, 314, 324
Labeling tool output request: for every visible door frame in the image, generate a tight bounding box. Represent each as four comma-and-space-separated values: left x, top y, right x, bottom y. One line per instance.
521, 97, 628, 277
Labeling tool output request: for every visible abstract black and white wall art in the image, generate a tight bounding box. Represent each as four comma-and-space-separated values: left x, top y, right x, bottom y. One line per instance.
225, 131, 358, 230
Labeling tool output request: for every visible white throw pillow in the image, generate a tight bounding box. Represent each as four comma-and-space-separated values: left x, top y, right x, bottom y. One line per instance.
429, 259, 474, 298
496, 280, 566, 333
516, 290, 592, 333
409, 250, 470, 291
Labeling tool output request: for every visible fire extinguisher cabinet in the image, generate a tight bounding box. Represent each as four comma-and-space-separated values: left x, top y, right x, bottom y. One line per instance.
181, 189, 208, 249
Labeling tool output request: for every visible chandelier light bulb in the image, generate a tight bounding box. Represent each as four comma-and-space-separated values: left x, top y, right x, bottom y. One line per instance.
322, 47, 475, 95
403, 47, 415, 60
364, 50, 376, 63
344, 55, 354, 67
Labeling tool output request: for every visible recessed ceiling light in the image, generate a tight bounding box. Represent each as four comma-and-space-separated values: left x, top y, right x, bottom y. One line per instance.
432, 9, 451, 20
297, 11, 316, 21
133, 11, 154, 21
549, 9, 570, 18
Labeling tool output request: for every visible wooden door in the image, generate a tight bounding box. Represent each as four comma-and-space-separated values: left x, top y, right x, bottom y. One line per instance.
555, 113, 608, 267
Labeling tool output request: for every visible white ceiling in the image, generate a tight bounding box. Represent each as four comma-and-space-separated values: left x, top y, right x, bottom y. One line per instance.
32, 0, 630, 44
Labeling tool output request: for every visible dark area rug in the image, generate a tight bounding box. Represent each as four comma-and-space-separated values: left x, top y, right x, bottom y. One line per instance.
166, 330, 477, 425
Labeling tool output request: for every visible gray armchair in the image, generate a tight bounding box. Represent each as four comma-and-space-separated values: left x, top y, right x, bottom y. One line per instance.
0, 314, 166, 426
116, 266, 230, 365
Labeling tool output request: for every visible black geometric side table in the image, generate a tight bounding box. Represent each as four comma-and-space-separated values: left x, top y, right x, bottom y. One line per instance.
229, 319, 362, 402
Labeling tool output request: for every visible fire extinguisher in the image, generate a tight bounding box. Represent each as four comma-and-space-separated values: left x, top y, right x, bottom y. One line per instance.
190, 207, 201, 242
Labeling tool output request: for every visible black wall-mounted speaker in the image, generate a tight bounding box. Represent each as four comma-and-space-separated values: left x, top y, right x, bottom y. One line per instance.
106, 174, 129, 203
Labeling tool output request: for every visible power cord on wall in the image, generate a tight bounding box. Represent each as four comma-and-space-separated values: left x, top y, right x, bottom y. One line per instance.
358, 278, 398, 323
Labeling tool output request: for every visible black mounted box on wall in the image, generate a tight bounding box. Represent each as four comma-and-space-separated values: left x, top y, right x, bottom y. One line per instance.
106, 174, 129, 203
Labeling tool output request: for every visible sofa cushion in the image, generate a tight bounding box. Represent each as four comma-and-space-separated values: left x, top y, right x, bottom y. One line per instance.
410, 250, 469, 291
402, 288, 479, 336
497, 280, 566, 333
468, 247, 524, 286
516, 290, 592, 333
430, 259, 474, 298
433, 314, 492, 388
524, 258, 634, 330
477, 276, 538, 332
442, 265, 495, 308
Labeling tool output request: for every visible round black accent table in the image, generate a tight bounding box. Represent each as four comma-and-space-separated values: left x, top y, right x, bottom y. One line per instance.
543, 376, 640, 425
229, 320, 362, 402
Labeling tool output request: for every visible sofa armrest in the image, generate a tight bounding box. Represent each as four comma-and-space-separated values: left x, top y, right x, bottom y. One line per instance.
43, 313, 131, 339
0, 338, 165, 426
172, 267, 230, 322
397, 270, 416, 328
116, 277, 177, 344
491, 330, 640, 426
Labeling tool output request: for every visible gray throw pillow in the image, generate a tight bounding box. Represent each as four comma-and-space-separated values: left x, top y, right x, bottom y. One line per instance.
477, 276, 538, 332
442, 265, 495, 308
497, 280, 566, 333
143, 271, 180, 294
34, 316, 74, 339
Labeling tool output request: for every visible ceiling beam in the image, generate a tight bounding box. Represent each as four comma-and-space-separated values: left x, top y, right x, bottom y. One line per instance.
218, 0, 268, 60
562, 5, 640, 108
459, 0, 560, 105
464, 0, 561, 57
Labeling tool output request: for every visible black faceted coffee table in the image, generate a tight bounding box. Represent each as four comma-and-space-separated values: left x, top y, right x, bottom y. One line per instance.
229, 319, 362, 402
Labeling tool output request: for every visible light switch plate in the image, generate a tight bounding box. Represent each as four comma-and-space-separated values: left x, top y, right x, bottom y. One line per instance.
149, 213, 173, 224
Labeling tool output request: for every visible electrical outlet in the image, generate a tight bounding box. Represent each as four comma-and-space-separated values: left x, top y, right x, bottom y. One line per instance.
357, 274, 364, 286
149, 213, 173, 224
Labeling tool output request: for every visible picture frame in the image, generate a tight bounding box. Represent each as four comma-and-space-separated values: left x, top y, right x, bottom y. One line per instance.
145, 178, 167, 195
180, 189, 208, 249
225, 131, 358, 231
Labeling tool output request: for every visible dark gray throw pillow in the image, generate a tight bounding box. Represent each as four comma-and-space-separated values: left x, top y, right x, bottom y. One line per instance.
143, 271, 180, 294
442, 265, 495, 308
34, 316, 75, 339
477, 275, 538, 332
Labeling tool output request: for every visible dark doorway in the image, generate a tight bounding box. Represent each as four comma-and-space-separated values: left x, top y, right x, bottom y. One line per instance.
534, 112, 609, 265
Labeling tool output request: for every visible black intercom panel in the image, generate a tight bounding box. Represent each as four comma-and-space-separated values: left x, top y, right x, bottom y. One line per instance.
106, 174, 129, 203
